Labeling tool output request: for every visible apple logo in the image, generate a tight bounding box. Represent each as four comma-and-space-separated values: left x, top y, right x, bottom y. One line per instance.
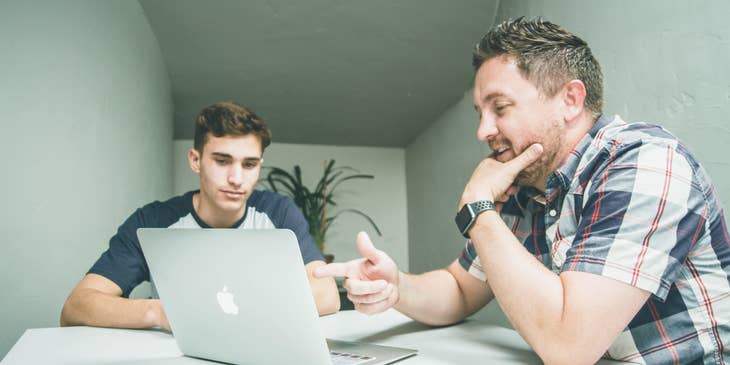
216, 285, 239, 315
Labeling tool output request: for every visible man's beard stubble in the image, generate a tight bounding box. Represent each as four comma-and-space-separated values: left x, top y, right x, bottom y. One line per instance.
513, 131, 563, 190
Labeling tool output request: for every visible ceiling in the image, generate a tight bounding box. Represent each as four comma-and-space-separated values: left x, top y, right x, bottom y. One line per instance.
140, 0, 499, 147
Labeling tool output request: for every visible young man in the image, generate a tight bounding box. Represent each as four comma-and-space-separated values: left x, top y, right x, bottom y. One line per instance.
62, 101, 339, 331
316, 18, 729, 364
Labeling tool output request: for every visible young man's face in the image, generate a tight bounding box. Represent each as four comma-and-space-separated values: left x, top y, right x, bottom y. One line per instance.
189, 134, 263, 220
472, 55, 567, 189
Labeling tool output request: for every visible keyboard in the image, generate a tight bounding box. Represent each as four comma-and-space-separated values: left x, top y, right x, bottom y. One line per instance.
330, 350, 375, 365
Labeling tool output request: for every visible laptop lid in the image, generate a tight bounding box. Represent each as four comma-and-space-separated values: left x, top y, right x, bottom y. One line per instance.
137, 228, 416, 365
138, 228, 332, 365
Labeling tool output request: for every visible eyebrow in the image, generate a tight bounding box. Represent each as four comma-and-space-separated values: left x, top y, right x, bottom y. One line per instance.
474, 92, 508, 110
482, 92, 507, 103
211, 152, 261, 161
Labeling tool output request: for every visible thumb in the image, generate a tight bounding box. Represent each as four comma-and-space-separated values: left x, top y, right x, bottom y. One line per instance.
507, 143, 543, 174
355, 231, 380, 264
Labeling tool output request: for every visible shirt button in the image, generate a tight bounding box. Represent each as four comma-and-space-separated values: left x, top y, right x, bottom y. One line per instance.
549, 209, 557, 217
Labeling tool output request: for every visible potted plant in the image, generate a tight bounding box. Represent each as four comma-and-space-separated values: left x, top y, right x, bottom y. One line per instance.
260, 159, 382, 262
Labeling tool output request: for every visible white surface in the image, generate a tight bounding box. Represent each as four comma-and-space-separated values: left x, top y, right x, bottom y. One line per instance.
2, 310, 633, 364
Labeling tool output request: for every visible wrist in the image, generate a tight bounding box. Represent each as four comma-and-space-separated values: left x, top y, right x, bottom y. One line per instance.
455, 200, 496, 238
393, 271, 407, 308
470, 209, 500, 236
143, 299, 164, 328
396, 271, 405, 291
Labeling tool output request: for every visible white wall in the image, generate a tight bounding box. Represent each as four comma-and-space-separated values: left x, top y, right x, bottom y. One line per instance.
173, 141, 409, 270
405, 0, 730, 325
0, 0, 173, 358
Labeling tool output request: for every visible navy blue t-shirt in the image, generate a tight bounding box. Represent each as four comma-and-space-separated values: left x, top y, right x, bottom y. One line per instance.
89, 190, 323, 297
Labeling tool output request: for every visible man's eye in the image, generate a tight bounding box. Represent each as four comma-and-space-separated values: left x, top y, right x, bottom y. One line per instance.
495, 104, 509, 115
215, 159, 228, 165
243, 162, 258, 169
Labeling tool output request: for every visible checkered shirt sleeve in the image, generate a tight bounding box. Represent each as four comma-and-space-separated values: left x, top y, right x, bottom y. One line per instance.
562, 137, 701, 299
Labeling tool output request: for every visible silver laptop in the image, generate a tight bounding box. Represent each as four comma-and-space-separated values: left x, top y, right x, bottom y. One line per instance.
137, 228, 417, 365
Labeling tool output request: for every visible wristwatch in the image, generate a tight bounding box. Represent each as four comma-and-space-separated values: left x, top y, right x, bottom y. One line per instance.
454, 200, 496, 238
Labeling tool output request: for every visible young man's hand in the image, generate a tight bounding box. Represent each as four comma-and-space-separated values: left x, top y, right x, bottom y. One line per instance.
314, 232, 400, 315
152, 300, 171, 332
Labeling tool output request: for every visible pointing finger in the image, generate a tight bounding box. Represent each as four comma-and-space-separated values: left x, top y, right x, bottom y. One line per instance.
313, 262, 352, 278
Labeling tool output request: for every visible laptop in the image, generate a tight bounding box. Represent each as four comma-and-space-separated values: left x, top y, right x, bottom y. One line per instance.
137, 228, 417, 365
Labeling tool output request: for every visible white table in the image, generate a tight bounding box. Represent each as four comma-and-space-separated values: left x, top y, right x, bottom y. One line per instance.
1, 310, 633, 364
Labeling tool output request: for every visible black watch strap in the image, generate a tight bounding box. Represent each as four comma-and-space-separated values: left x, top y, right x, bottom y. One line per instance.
454, 200, 496, 239
470, 200, 495, 213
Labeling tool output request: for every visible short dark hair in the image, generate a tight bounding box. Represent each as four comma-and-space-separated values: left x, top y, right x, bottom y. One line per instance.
193, 101, 272, 152
473, 17, 604, 118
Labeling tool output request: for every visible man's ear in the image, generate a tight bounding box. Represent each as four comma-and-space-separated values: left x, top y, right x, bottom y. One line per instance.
562, 79, 587, 122
188, 148, 201, 174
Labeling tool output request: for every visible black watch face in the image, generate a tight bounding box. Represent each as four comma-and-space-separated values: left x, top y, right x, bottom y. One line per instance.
454, 205, 473, 235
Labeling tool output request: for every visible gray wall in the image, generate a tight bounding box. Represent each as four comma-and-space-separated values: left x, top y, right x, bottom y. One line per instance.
173, 141, 410, 271
405, 1, 730, 324
0, 0, 173, 359
405, 91, 486, 273
405, 91, 512, 326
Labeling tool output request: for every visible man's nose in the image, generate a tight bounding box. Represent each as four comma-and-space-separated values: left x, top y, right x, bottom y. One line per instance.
228, 165, 243, 186
476, 113, 498, 141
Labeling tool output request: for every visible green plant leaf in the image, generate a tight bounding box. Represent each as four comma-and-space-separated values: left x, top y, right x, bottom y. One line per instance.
261, 160, 380, 253
265, 176, 295, 195
328, 174, 375, 196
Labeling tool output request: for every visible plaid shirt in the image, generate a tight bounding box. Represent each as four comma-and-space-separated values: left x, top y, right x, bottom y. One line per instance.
459, 115, 730, 364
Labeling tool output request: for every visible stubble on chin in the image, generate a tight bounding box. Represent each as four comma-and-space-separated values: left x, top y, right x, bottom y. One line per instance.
515, 121, 564, 189
514, 151, 552, 188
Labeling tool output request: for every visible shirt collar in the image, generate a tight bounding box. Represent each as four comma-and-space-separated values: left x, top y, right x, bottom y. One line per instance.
515, 114, 615, 209
513, 185, 546, 211
550, 114, 614, 191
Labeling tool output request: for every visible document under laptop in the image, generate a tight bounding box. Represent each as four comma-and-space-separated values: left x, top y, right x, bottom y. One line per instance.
136, 228, 417, 365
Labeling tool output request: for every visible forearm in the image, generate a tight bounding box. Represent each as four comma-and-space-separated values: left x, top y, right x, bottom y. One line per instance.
60, 288, 164, 329
469, 211, 584, 364
394, 269, 482, 326
311, 277, 340, 316
306, 260, 340, 315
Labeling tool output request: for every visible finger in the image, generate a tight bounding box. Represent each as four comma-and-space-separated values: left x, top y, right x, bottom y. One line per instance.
505, 185, 519, 196
344, 278, 388, 295
355, 231, 380, 264
354, 291, 398, 315
355, 301, 390, 315
505, 143, 543, 175
495, 194, 510, 203
348, 283, 394, 304
495, 202, 504, 213
313, 262, 352, 278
